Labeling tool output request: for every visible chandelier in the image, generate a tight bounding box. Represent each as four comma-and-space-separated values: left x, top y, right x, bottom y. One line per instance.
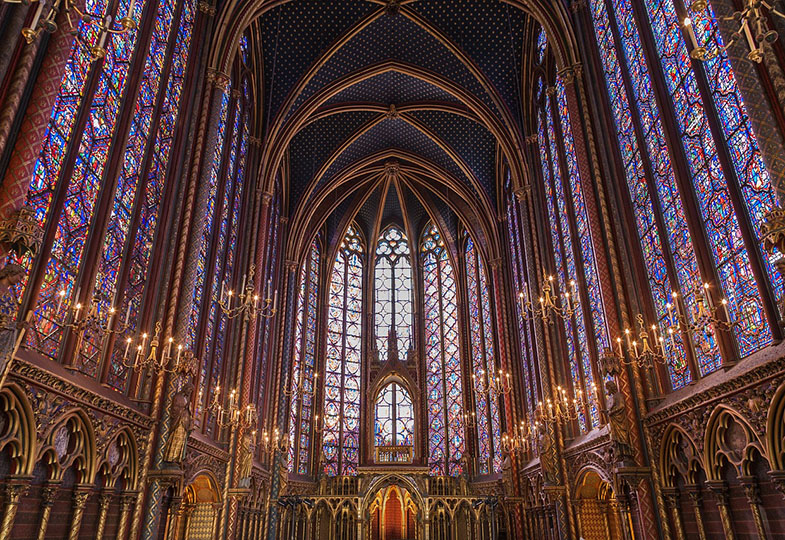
684, 0, 783, 63
518, 274, 577, 324
9, 0, 138, 61
218, 265, 277, 320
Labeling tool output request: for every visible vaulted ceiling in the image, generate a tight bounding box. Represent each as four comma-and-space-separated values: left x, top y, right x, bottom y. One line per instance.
212, 0, 565, 262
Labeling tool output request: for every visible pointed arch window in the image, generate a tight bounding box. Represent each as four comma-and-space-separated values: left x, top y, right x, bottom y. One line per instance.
374, 226, 413, 362
322, 226, 364, 476
465, 235, 502, 473
421, 223, 465, 476
11, 0, 197, 392
375, 383, 414, 448
588, 0, 781, 386
288, 239, 320, 475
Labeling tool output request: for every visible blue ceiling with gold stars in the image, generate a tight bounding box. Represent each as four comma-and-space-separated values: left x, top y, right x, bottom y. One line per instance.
254, 0, 538, 242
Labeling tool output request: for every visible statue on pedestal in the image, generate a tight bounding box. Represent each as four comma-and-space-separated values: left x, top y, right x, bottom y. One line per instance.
604, 380, 634, 463
0, 264, 26, 387
536, 412, 557, 485
163, 382, 194, 464
237, 430, 254, 488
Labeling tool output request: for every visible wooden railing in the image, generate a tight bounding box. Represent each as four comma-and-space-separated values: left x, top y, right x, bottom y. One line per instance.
375, 445, 413, 464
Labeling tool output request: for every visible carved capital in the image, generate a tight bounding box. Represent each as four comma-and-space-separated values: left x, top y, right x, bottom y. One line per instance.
207, 68, 230, 91
705, 480, 730, 506
762, 207, 785, 254
2, 480, 29, 504
738, 476, 761, 505
285, 260, 298, 272
261, 191, 274, 206
770, 470, 785, 500
72, 488, 91, 510
0, 205, 44, 257
386, 104, 400, 120
545, 86, 557, 97
662, 487, 680, 508
513, 186, 530, 202
249, 136, 262, 148
524, 134, 538, 145
197, 1, 216, 15
41, 484, 59, 506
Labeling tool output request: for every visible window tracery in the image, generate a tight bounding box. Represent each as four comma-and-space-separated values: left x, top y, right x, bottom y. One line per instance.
374, 226, 413, 362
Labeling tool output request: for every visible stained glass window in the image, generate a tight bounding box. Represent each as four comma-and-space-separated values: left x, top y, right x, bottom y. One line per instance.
288, 239, 320, 475
374, 383, 414, 447
538, 90, 598, 431
421, 223, 465, 476
588, 0, 780, 386
465, 236, 502, 473
505, 180, 537, 419
15, 0, 196, 391
374, 226, 413, 362
642, 0, 780, 356
536, 26, 547, 64
322, 226, 363, 476
589, 0, 699, 388
24, 0, 145, 358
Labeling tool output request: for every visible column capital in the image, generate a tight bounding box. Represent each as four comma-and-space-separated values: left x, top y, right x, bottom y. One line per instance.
557, 64, 583, 85
705, 480, 730, 506
207, 68, 230, 91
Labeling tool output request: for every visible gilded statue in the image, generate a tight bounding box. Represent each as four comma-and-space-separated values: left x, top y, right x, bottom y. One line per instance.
163, 382, 194, 464
604, 380, 634, 462
0, 264, 26, 387
237, 430, 254, 488
536, 411, 557, 485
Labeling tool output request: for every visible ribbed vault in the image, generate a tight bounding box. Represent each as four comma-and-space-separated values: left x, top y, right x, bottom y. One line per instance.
213, 0, 568, 260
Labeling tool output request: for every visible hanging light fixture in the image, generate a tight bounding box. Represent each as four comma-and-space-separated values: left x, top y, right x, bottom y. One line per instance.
684, 0, 782, 63
9, 0, 138, 61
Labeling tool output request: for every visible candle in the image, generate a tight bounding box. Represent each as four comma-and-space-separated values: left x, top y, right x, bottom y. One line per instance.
564, 292, 571, 313
123, 337, 131, 360
30, 0, 45, 30
666, 302, 674, 327
668, 327, 676, 349
721, 298, 730, 322
241, 273, 247, 292
624, 328, 632, 348
165, 337, 173, 361
616, 337, 623, 357
220, 281, 225, 303
703, 283, 713, 309
124, 301, 132, 326
273, 289, 278, 311
108, 306, 115, 328
632, 340, 639, 357
742, 18, 758, 56
684, 17, 699, 50
140, 333, 148, 358
57, 289, 66, 313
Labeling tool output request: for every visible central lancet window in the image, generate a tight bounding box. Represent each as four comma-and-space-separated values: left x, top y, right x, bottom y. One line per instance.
323, 225, 364, 476
374, 226, 413, 361
374, 382, 414, 447
421, 223, 466, 476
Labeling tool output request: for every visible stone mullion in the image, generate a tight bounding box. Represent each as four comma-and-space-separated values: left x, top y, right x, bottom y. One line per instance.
708, 0, 785, 201
117, 492, 137, 540
684, 485, 708, 540
0, 4, 82, 226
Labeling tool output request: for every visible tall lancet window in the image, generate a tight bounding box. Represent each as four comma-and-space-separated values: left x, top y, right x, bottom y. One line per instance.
421, 223, 465, 476
589, 0, 782, 386
374, 226, 413, 362
465, 236, 502, 473
323, 226, 363, 476
11, 0, 197, 392
288, 239, 320, 475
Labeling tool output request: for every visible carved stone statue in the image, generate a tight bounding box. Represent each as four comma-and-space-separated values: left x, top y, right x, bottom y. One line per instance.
459, 454, 471, 495
604, 380, 634, 463
0, 263, 26, 387
163, 382, 194, 464
536, 412, 557, 485
236, 431, 254, 488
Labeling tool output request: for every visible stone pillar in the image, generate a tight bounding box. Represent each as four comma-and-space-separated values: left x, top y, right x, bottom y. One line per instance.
706, 481, 736, 540
165, 496, 185, 540
35, 483, 58, 540
663, 487, 686, 540
116, 492, 137, 540
0, 479, 28, 540
739, 476, 768, 540
67, 486, 91, 540
95, 490, 113, 539
685, 485, 708, 540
